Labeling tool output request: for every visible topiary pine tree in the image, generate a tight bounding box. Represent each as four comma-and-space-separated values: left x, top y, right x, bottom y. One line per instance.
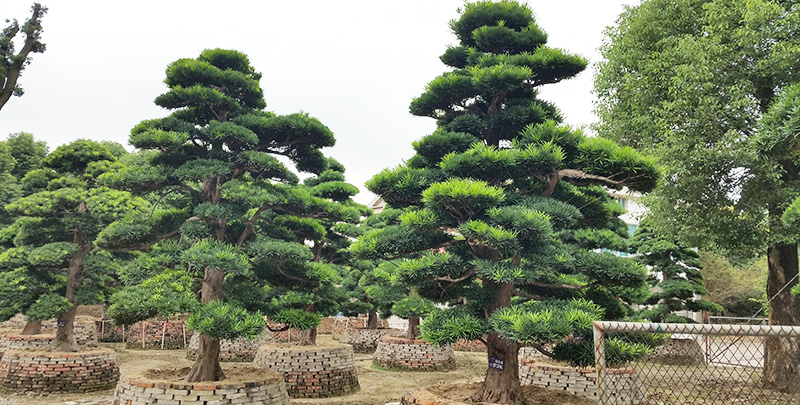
353, 2, 659, 403
96, 49, 362, 382
0, 140, 144, 351
630, 219, 722, 323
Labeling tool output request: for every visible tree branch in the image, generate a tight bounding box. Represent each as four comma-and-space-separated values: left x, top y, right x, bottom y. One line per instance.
0, 4, 46, 111
236, 205, 268, 247
557, 169, 626, 187
266, 324, 290, 332
531, 343, 555, 358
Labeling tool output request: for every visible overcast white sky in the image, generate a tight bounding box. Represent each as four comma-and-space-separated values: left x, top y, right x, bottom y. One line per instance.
0, 0, 637, 204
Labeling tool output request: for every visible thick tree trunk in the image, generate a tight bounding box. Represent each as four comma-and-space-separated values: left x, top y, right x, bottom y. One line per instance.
185, 334, 225, 382
763, 242, 800, 392
471, 332, 522, 405
52, 305, 78, 352
186, 268, 226, 382
21, 320, 42, 335
53, 233, 91, 353
407, 316, 420, 339
300, 327, 317, 346
367, 308, 378, 329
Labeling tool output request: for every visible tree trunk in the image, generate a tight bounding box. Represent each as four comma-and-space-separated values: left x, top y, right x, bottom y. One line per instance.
763, 242, 800, 392
407, 316, 420, 339
21, 320, 41, 335
470, 332, 522, 405
300, 327, 317, 346
186, 268, 226, 382
53, 234, 92, 353
52, 305, 78, 352
367, 308, 378, 329
468, 279, 522, 404
185, 334, 225, 382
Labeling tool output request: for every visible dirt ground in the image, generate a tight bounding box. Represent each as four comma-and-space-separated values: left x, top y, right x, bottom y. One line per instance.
0, 335, 488, 405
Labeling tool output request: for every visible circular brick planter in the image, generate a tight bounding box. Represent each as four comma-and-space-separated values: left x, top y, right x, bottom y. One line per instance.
400, 382, 598, 405
373, 336, 456, 371
341, 327, 402, 353
0, 334, 55, 357
518, 358, 647, 404
125, 318, 193, 349
0, 348, 119, 394
331, 316, 389, 340
41, 318, 100, 347
186, 331, 273, 362
113, 369, 289, 405
253, 343, 359, 398
651, 337, 706, 365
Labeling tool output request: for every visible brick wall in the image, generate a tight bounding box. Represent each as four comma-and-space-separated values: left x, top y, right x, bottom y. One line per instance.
331, 316, 389, 340
373, 337, 455, 371
253, 344, 359, 398
518, 357, 647, 404
113, 373, 289, 405
187, 331, 274, 362
95, 319, 125, 343
318, 317, 335, 334
0, 334, 54, 358
400, 387, 448, 405
340, 328, 402, 353
452, 339, 486, 352
125, 318, 193, 349
0, 348, 119, 394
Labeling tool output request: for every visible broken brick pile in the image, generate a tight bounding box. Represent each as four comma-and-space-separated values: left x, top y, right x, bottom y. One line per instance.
112, 371, 289, 405
0, 348, 119, 394
125, 318, 193, 350
253, 344, 359, 398
187, 331, 274, 362
373, 336, 455, 371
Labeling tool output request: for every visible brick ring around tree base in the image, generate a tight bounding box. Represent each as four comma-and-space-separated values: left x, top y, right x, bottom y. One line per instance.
112, 368, 290, 405
186, 331, 273, 362
400, 382, 598, 405
253, 343, 360, 398
0, 334, 55, 358
373, 336, 456, 371
0, 348, 119, 394
340, 327, 403, 353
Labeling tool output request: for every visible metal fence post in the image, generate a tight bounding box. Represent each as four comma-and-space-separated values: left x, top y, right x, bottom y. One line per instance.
594, 321, 608, 405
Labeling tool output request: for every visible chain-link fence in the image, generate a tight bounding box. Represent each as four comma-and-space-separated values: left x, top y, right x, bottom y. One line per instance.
593, 321, 800, 404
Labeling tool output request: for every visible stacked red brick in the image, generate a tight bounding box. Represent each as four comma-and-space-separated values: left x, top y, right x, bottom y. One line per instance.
373, 337, 455, 371
0, 348, 119, 394
113, 373, 290, 405
253, 344, 359, 398
125, 318, 192, 349
451, 339, 486, 352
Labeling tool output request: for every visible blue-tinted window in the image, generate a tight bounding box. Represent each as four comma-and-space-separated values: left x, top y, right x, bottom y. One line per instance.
628, 224, 638, 237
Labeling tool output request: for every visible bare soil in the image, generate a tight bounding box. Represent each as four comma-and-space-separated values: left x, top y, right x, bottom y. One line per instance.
413, 382, 595, 405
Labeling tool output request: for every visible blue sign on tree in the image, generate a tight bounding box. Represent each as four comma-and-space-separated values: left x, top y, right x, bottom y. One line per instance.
489, 357, 504, 370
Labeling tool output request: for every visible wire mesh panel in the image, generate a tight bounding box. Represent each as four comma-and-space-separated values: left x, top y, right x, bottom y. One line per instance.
593, 321, 800, 405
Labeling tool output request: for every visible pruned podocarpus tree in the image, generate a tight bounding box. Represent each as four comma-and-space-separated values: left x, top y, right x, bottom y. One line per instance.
0, 140, 142, 351
353, 1, 659, 403
1, 3, 46, 112
98, 49, 360, 381
630, 219, 722, 323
